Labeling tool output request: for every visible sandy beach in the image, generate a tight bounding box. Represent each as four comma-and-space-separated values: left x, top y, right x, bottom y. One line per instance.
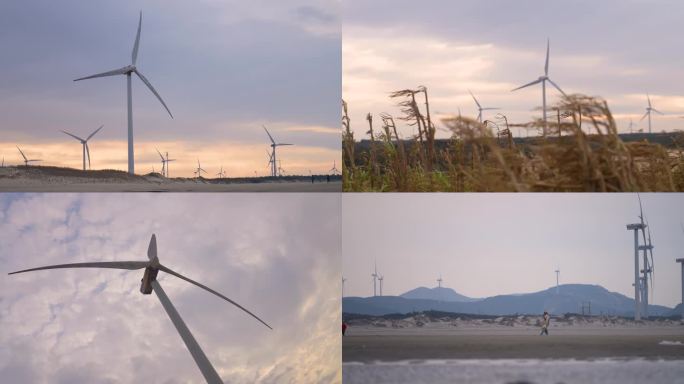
343, 315, 684, 383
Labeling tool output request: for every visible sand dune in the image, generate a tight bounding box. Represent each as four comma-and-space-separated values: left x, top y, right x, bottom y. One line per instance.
0, 166, 341, 192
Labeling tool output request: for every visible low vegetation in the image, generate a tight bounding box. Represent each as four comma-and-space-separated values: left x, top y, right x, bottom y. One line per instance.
343, 88, 684, 192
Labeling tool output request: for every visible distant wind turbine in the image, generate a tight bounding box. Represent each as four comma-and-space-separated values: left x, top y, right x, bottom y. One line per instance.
437, 274, 443, 288
16, 146, 41, 167
194, 160, 207, 178
640, 94, 663, 134
263, 126, 293, 177
61, 125, 104, 170
216, 166, 226, 179
378, 275, 384, 296
511, 39, 566, 136
8, 234, 271, 384
74, 11, 173, 175
155, 149, 176, 177
555, 269, 560, 294
329, 160, 340, 175
469, 89, 499, 123
371, 261, 378, 297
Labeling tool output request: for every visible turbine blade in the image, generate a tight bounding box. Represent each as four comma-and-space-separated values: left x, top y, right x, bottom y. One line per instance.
276, 143, 294, 146
156, 148, 165, 161
132, 11, 142, 65
547, 78, 566, 96
511, 79, 542, 92
74, 66, 129, 81
8, 261, 150, 275
640, 111, 649, 122
651, 108, 664, 115
86, 125, 104, 141
545, 38, 550, 76
86, 142, 91, 169
16, 146, 27, 161
647, 94, 652, 108
157, 264, 272, 330
263, 126, 275, 144
482, 108, 500, 111
468, 89, 481, 109
134, 70, 173, 118
151, 280, 224, 384
147, 234, 158, 263
61, 130, 85, 142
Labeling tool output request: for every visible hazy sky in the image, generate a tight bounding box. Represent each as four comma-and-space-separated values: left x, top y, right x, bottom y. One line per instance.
0, 193, 341, 383
343, 0, 684, 139
343, 193, 684, 308
0, 0, 341, 176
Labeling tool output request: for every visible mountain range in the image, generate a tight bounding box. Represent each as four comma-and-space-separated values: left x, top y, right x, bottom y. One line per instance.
343, 284, 676, 317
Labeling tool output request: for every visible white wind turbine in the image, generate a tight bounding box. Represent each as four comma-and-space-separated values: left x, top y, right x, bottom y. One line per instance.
155, 148, 176, 177
8, 234, 271, 384
16, 146, 41, 167
74, 11, 173, 175
511, 39, 566, 136
640, 94, 663, 134
329, 160, 340, 175
378, 275, 384, 296
216, 166, 226, 179
263, 126, 293, 177
469, 89, 499, 123
61, 125, 104, 170
194, 159, 207, 178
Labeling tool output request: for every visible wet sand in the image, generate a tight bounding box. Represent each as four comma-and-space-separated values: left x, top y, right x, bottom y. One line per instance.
343, 330, 684, 362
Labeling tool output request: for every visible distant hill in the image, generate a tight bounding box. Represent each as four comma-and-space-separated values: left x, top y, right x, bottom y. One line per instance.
400, 286, 479, 302
343, 284, 672, 317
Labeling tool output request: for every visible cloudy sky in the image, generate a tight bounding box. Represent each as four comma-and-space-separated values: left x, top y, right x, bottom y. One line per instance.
0, 194, 340, 383
343, 0, 684, 138
0, 0, 340, 176
343, 193, 684, 308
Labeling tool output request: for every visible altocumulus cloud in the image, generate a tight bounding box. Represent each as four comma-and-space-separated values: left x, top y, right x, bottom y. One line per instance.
0, 193, 341, 383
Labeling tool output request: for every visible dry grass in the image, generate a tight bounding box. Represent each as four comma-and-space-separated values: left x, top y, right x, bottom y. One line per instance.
343, 90, 684, 192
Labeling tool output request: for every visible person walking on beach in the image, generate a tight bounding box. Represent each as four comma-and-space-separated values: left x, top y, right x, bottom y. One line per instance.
540, 311, 550, 335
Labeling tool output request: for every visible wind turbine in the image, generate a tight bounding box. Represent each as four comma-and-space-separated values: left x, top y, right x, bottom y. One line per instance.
469, 90, 499, 123
640, 94, 663, 134
74, 11, 173, 175
8, 234, 271, 384
194, 160, 207, 178
155, 148, 171, 177
263, 126, 293, 177
437, 275, 443, 288
277, 160, 285, 177
511, 39, 566, 136
216, 166, 226, 179
329, 160, 340, 175
555, 269, 560, 294
342, 277, 347, 298
628, 119, 636, 134
61, 125, 104, 171
16, 146, 41, 167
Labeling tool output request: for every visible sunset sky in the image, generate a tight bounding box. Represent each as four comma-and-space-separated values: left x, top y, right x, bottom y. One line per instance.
0, 0, 340, 177
343, 0, 684, 139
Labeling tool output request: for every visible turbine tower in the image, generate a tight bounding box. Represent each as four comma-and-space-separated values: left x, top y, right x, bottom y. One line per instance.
469, 89, 500, 124
16, 146, 41, 167
8, 234, 271, 384
342, 277, 347, 298
626, 195, 654, 320
511, 39, 566, 137
155, 148, 175, 177
378, 275, 384, 296
263, 126, 293, 177
74, 11, 173, 175
640, 94, 663, 134
216, 166, 226, 179
555, 269, 560, 294
437, 275, 443, 288
61, 125, 104, 170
